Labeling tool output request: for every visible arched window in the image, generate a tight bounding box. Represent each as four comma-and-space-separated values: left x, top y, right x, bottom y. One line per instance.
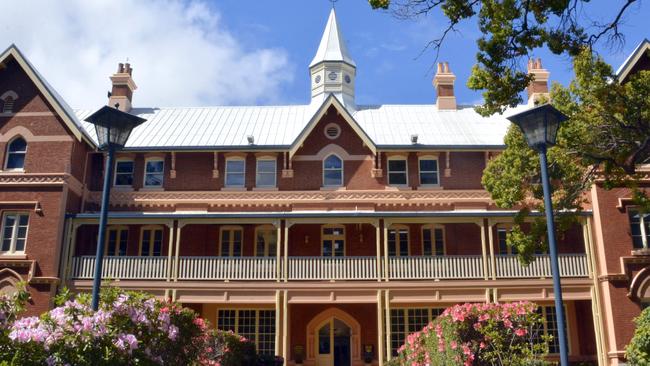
323, 154, 343, 187
2, 96, 14, 113
5, 137, 26, 170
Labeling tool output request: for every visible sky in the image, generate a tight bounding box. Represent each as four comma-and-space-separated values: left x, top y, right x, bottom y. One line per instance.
0, 0, 647, 109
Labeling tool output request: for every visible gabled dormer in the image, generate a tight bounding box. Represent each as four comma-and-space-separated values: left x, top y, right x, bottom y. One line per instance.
309, 9, 356, 109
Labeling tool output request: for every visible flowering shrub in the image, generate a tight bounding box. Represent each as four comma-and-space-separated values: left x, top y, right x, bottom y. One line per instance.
0, 286, 278, 366
390, 302, 550, 366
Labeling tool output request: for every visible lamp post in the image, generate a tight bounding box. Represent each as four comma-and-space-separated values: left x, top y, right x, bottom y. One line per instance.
506, 103, 569, 365
84, 106, 146, 310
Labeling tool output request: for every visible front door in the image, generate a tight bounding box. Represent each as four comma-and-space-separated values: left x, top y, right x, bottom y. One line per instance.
316, 318, 351, 366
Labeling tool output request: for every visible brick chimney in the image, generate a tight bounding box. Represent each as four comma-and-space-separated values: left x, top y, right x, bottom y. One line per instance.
433, 62, 456, 110
108, 62, 137, 112
527, 58, 549, 106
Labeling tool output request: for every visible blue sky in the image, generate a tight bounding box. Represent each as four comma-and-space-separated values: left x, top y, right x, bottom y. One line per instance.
0, 0, 647, 108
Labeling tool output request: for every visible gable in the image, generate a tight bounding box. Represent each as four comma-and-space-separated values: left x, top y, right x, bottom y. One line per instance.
617, 39, 650, 82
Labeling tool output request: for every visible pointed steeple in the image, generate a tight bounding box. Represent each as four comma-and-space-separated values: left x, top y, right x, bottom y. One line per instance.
309, 8, 356, 68
309, 8, 357, 108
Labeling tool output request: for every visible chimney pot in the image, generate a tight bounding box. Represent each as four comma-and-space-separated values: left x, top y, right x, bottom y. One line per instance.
526, 57, 550, 106
117, 63, 124, 73
108, 62, 137, 112
433, 61, 456, 110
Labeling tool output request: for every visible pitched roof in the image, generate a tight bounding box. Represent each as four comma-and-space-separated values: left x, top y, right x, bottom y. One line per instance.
309, 8, 356, 68
0, 45, 95, 145
74, 96, 518, 151
616, 38, 650, 82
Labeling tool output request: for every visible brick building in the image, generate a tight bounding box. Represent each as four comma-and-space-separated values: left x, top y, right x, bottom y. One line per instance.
0, 8, 648, 366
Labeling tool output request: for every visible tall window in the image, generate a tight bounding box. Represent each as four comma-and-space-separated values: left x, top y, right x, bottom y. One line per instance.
532, 306, 566, 354
2, 97, 14, 113
144, 159, 164, 187
0, 213, 29, 254
422, 225, 445, 256
114, 160, 134, 187
217, 309, 276, 355
419, 157, 439, 186
388, 157, 408, 186
323, 154, 343, 187
5, 137, 26, 170
226, 157, 246, 187
106, 227, 128, 256
388, 227, 409, 257
256, 158, 276, 187
220, 227, 243, 257
630, 210, 650, 249
322, 226, 345, 257
497, 227, 517, 255
390, 308, 443, 356
140, 227, 163, 256
255, 226, 277, 257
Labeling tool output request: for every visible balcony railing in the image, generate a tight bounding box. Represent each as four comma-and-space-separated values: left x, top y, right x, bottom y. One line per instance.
388, 255, 485, 280
495, 254, 589, 278
71, 256, 168, 280
288, 256, 377, 280
70, 254, 589, 281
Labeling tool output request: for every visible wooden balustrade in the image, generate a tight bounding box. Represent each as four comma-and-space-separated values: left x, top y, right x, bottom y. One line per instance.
70, 254, 589, 281
495, 254, 588, 278
288, 256, 377, 280
388, 255, 485, 280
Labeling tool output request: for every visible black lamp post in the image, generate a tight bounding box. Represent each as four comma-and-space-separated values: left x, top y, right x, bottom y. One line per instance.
507, 103, 569, 366
84, 105, 146, 310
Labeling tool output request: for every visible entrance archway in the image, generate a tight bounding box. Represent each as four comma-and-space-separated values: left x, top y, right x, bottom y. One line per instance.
306, 308, 362, 366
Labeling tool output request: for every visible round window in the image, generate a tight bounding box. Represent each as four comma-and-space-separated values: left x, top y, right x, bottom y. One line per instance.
324, 123, 341, 139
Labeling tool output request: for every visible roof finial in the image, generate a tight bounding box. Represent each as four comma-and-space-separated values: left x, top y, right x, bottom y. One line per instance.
330, 0, 337, 9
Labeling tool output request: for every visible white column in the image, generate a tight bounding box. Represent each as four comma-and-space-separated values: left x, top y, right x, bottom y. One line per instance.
383, 222, 389, 281
166, 221, 175, 282
384, 289, 391, 361
276, 222, 282, 282
375, 221, 381, 281
173, 222, 183, 282
488, 221, 496, 280
479, 219, 489, 280
377, 290, 384, 365
275, 290, 281, 356
284, 221, 289, 282
282, 289, 289, 361
64, 221, 79, 281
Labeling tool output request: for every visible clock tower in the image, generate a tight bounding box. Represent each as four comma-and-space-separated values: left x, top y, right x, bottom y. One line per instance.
309, 8, 356, 108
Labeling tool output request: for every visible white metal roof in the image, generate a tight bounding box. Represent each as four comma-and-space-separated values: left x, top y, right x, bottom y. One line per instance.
75, 98, 520, 150
309, 8, 356, 68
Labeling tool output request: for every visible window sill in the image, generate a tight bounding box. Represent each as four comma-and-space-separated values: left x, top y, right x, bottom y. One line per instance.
221, 187, 247, 191
113, 186, 134, 192
320, 186, 346, 191
139, 186, 164, 192
0, 169, 25, 174
384, 186, 412, 191
417, 185, 443, 190
252, 187, 278, 191
0, 253, 27, 260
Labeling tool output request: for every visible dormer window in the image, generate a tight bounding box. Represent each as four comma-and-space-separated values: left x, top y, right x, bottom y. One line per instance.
2, 97, 14, 113
5, 137, 27, 170
323, 154, 343, 187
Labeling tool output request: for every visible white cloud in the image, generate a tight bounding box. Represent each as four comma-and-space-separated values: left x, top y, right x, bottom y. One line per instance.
0, 0, 293, 108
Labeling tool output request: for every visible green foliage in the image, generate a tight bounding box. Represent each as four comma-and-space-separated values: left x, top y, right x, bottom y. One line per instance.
626, 307, 650, 365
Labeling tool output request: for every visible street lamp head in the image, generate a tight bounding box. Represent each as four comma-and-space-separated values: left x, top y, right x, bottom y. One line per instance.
506, 103, 568, 152
84, 105, 147, 150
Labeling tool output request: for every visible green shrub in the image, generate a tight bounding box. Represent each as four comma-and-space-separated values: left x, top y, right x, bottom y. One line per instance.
626, 306, 650, 365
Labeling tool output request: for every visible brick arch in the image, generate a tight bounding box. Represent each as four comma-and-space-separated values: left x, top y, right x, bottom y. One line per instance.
0, 268, 23, 296
629, 266, 650, 302
305, 307, 362, 364
0, 126, 35, 143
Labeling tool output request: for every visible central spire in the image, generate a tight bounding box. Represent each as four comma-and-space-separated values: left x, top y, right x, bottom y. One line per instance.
309, 8, 356, 108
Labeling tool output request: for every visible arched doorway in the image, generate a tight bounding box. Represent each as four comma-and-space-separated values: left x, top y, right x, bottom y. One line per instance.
316, 318, 351, 366
306, 308, 362, 366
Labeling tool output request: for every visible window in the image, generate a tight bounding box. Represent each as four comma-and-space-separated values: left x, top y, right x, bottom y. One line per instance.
256, 158, 276, 187
629, 210, 650, 249
533, 306, 567, 354
105, 227, 128, 256
497, 227, 518, 255
255, 226, 277, 257
2, 97, 14, 113
5, 137, 26, 170
324, 123, 341, 139
220, 227, 243, 257
322, 226, 345, 257
0, 213, 28, 254
217, 309, 276, 355
388, 157, 408, 186
390, 308, 443, 356
323, 154, 343, 187
140, 227, 163, 256
114, 160, 134, 187
422, 225, 445, 256
388, 227, 409, 257
226, 158, 246, 187
144, 159, 164, 187
419, 157, 439, 186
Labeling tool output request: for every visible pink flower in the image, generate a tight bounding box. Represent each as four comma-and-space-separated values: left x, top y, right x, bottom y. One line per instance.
514, 328, 528, 337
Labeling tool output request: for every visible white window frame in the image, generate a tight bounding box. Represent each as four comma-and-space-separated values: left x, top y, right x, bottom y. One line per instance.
629, 210, 650, 249
390, 307, 444, 356
143, 158, 164, 188
387, 156, 408, 186
113, 159, 135, 187
4, 136, 27, 171
422, 224, 445, 256
105, 226, 128, 256
216, 309, 276, 356
388, 225, 410, 257
0, 212, 29, 254
254, 225, 277, 257
139, 225, 164, 256
219, 226, 243, 257
321, 225, 345, 257
323, 154, 343, 187
496, 225, 517, 255
225, 157, 246, 188
255, 157, 276, 188
418, 156, 440, 187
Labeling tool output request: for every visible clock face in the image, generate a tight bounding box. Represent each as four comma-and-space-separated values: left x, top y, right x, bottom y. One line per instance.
344, 74, 351, 83
315, 75, 321, 84
328, 71, 337, 81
